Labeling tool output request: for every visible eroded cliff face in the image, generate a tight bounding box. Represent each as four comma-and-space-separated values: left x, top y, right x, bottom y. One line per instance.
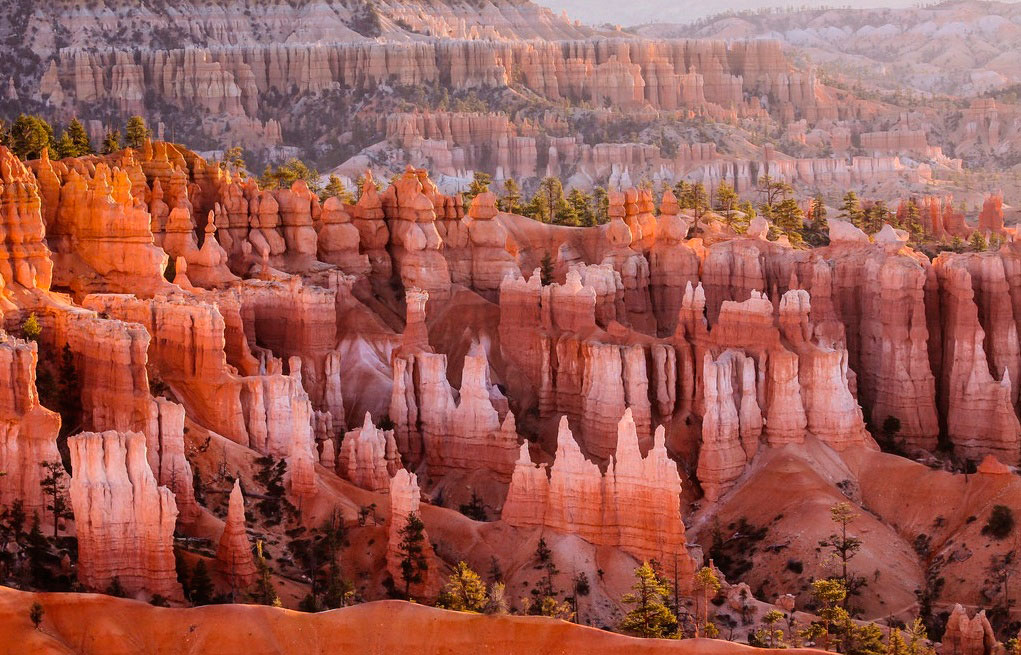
69, 431, 182, 600
0, 140, 1019, 626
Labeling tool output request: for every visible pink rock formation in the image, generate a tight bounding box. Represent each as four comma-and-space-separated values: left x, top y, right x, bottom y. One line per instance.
650, 190, 697, 335
338, 412, 400, 493
69, 431, 183, 600
976, 193, 1004, 234
0, 148, 54, 289
382, 168, 452, 299
40, 157, 169, 297
697, 351, 755, 502
0, 334, 62, 518
386, 469, 435, 595
389, 346, 517, 481
216, 479, 258, 590
934, 255, 1021, 463
467, 192, 518, 301
601, 193, 655, 333
317, 197, 370, 275
149, 398, 199, 526
942, 605, 997, 655
503, 412, 695, 581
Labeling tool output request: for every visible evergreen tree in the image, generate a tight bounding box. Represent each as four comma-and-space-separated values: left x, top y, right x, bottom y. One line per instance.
774, 197, 806, 245
21, 313, 41, 342
864, 200, 891, 235
397, 512, 428, 598
904, 198, 923, 239
810, 194, 828, 231
220, 146, 247, 176
694, 566, 721, 637
124, 116, 150, 149
463, 172, 491, 207
24, 514, 50, 587
527, 177, 575, 226
101, 130, 122, 155
259, 158, 322, 195
673, 180, 689, 206
567, 188, 595, 227
9, 114, 54, 160
498, 178, 523, 214
592, 186, 610, 224
811, 578, 848, 651
714, 181, 738, 214
56, 118, 93, 158
682, 183, 709, 221
969, 230, 988, 252
757, 175, 792, 217
190, 559, 214, 606
819, 502, 864, 610
839, 191, 864, 229
619, 562, 676, 638
437, 561, 488, 612
39, 460, 68, 538
251, 540, 281, 606
320, 175, 355, 203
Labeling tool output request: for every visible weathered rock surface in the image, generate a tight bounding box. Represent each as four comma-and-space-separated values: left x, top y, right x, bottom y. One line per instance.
215, 479, 257, 590
69, 431, 182, 600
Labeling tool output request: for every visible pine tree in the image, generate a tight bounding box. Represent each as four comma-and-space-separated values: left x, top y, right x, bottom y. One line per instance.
811, 578, 848, 651
619, 562, 676, 638
251, 540, 281, 606
397, 512, 428, 598
567, 188, 595, 226
21, 313, 41, 342
190, 559, 214, 606
101, 130, 122, 155
819, 502, 864, 610
683, 183, 709, 221
694, 566, 721, 638
839, 191, 864, 229
774, 197, 805, 245
259, 158, 322, 195
320, 175, 355, 203
125, 116, 150, 149
39, 460, 68, 538
969, 230, 988, 252
57, 118, 93, 158
757, 175, 792, 216
498, 178, 523, 214
437, 561, 488, 612
714, 181, 738, 214
864, 200, 890, 235
9, 114, 54, 160
592, 186, 609, 224
463, 172, 491, 207
904, 198, 923, 239
810, 194, 828, 231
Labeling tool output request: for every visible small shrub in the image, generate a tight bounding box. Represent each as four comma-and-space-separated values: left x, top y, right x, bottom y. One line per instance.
21, 313, 41, 341
981, 505, 1015, 540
